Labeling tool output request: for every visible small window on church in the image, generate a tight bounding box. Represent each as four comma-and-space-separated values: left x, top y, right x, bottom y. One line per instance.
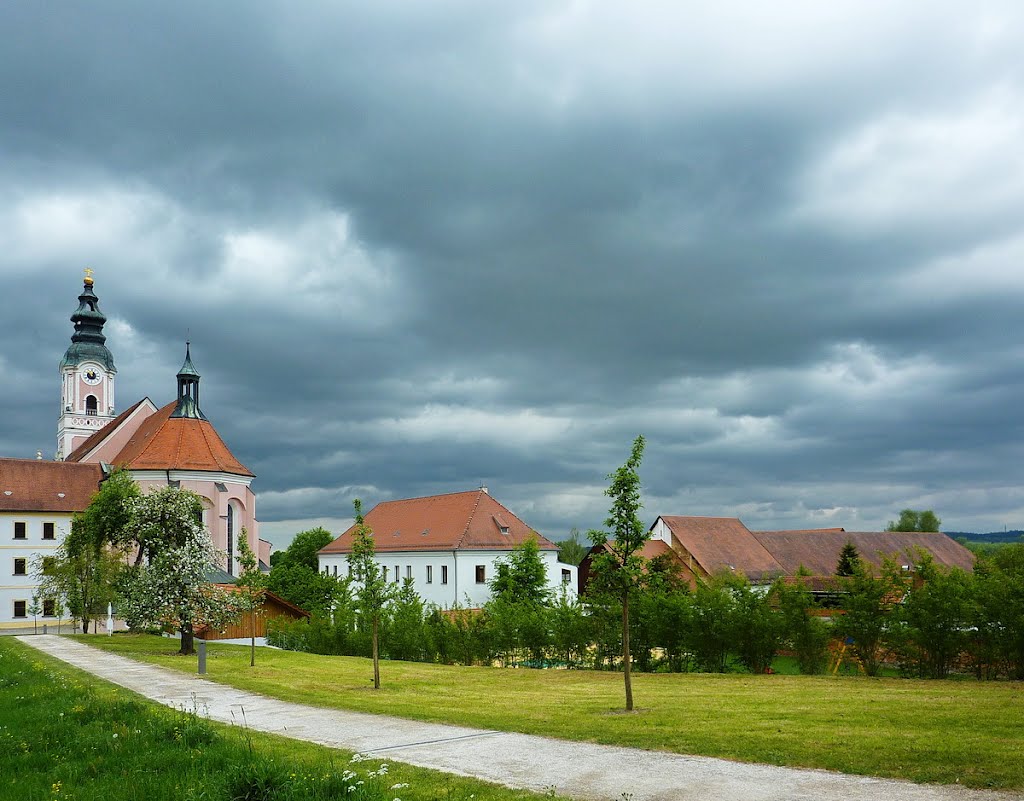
14, 558, 27, 576
43, 522, 55, 540
14, 522, 26, 539
43, 599, 56, 617
85, 395, 98, 416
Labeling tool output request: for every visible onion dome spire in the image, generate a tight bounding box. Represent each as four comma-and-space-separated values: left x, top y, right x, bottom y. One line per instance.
170, 341, 207, 420
60, 269, 117, 373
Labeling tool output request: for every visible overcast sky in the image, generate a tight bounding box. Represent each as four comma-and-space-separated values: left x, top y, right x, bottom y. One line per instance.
3, 2, 1024, 548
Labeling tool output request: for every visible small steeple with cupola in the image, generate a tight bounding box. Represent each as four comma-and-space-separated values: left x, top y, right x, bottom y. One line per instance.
170, 342, 208, 420
57, 270, 118, 460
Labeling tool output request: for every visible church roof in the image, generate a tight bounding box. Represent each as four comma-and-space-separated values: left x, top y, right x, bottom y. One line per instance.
65, 398, 253, 477
320, 489, 558, 554
111, 400, 254, 476
0, 458, 104, 512
60, 277, 116, 373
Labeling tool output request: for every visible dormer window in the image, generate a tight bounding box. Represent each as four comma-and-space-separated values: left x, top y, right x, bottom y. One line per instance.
493, 515, 510, 535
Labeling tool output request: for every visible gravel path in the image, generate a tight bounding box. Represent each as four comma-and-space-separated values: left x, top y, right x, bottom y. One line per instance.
17, 635, 1021, 801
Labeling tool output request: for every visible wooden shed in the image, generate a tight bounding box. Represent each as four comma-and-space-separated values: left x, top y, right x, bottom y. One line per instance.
197, 586, 309, 640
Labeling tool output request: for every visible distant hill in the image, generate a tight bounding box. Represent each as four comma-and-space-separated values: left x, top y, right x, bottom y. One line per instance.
946, 530, 1024, 544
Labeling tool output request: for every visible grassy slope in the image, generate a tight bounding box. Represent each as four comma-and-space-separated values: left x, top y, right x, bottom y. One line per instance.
81, 634, 1024, 791
0, 637, 566, 801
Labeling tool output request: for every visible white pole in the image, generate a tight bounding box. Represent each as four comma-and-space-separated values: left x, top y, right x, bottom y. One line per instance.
107, 602, 114, 637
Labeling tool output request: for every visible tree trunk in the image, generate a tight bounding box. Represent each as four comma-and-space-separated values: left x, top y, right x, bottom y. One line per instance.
81, 617, 89, 634
180, 624, 195, 656
622, 591, 633, 711
372, 615, 381, 689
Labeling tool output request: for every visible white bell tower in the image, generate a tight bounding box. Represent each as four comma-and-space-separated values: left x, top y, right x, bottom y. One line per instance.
57, 269, 117, 460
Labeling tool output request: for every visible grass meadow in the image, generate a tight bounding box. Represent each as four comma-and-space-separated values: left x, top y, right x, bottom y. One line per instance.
0, 637, 567, 801
78, 633, 1024, 791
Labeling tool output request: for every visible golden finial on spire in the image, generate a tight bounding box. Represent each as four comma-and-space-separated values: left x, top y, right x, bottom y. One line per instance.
84, 267, 95, 286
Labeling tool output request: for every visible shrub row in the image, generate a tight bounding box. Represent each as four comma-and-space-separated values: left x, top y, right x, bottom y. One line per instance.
269, 545, 1024, 680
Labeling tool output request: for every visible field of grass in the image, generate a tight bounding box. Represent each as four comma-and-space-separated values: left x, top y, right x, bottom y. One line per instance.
77, 634, 1024, 791
0, 637, 567, 801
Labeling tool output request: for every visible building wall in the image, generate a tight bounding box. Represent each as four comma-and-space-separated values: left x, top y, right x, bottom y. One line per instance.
0, 512, 72, 628
319, 548, 577, 609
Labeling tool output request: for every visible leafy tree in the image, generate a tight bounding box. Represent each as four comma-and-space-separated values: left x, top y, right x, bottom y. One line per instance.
346, 498, 396, 689
688, 579, 737, 673
235, 531, 267, 667
836, 542, 861, 576
423, 606, 457, 664
118, 487, 238, 655
265, 562, 339, 617
490, 535, 552, 605
886, 509, 942, 532
548, 586, 589, 667
130, 485, 209, 566
276, 527, 335, 571
388, 578, 426, 662
36, 517, 124, 634
834, 560, 906, 676
555, 528, 589, 566
891, 556, 973, 678
972, 544, 1024, 679
266, 527, 339, 616
730, 577, 784, 674
774, 576, 830, 674
28, 595, 41, 635
587, 435, 647, 710
78, 468, 140, 554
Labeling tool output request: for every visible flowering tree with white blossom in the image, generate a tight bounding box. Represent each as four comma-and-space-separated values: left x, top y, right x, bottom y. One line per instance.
119, 487, 238, 655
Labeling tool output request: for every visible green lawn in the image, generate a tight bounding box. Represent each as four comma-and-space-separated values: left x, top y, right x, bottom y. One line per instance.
0, 637, 567, 801
77, 634, 1024, 791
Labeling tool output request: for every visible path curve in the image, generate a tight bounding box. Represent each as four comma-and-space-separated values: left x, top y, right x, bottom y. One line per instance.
17, 636, 1020, 801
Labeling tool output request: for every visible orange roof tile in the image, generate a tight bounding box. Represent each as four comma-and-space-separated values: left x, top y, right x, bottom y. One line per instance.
751, 529, 975, 575
320, 489, 558, 554
0, 458, 104, 512
657, 516, 786, 580
109, 401, 253, 476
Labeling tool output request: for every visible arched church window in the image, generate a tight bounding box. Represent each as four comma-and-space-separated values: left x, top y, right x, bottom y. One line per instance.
226, 503, 235, 576
85, 395, 98, 416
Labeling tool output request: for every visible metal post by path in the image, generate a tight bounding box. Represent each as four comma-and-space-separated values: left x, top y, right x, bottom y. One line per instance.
197, 640, 207, 675
43, 624, 48, 635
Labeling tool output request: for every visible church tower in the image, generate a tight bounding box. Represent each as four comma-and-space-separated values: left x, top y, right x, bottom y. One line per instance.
57, 270, 117, 460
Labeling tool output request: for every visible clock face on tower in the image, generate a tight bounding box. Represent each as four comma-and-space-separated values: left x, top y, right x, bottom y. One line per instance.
82, 368, 102, 386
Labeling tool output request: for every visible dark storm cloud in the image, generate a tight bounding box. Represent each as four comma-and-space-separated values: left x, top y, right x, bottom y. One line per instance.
3, 2, 1024, 545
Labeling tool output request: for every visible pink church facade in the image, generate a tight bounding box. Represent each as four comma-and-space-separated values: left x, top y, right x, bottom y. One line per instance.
59, 274, 264, 576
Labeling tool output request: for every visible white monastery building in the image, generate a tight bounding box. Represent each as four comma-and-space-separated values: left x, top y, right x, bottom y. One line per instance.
318, 488, 578, 608
1, 273, 268, 627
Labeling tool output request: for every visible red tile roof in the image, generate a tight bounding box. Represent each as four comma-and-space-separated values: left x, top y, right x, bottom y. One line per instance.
108, 401, 253, 476
657, 516, 786, 580
0, 458, 104, 512
320, 489, 558, 554
65, 398, 253, 477
751, 529, 975, 575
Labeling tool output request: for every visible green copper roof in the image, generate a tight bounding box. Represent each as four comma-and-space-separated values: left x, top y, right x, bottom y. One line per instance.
170, 342, 208, 420
177, 341, 201, 378
60, 279, 116, 373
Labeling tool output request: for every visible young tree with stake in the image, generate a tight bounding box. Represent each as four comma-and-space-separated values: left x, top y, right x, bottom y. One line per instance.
588, 435, 647, 711
346, 498, 396, 689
